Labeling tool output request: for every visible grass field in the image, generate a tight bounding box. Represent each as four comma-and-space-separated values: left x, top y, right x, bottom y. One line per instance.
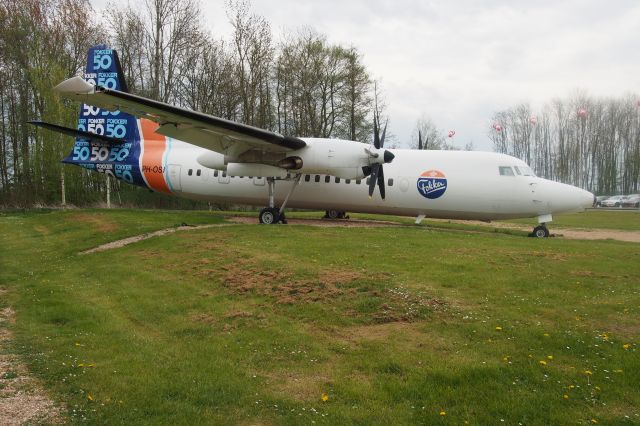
1, 209, 639, 425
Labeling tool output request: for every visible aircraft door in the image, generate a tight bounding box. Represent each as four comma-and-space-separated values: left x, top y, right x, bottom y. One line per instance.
167, 164, 182, 191
253, 177, 265, 186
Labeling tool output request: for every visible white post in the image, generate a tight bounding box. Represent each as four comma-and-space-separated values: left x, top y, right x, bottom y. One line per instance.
106, 174, 111, 209
60, 168, 66, 208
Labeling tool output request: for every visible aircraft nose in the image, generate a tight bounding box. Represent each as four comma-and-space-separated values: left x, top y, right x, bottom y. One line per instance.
575, 187, 594, 210
546, 181, 594, 213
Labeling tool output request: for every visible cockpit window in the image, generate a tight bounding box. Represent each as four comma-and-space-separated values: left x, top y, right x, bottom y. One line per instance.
499, 166, 515, 176
520, 166, 535, 177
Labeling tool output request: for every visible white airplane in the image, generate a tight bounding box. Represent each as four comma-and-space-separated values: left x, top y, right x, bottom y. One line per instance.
31, 45, 594, 238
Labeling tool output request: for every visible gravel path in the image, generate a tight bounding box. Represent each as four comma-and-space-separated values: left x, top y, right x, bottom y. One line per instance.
0, 291, 61, 425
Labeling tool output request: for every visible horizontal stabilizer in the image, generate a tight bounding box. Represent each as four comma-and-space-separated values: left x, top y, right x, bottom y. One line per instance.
29, 121, 125, 145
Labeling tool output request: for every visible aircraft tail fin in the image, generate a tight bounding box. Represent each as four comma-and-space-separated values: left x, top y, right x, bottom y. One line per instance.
58, 44, 145, 186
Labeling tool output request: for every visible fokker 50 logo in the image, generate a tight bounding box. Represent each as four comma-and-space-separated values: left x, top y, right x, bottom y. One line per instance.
417, 170, 447, 199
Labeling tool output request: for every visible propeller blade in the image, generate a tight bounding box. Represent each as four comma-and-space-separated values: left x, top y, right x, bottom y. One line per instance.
373, 115, 380, 149
377, 165, 386, 199
368, 163, 380, 197
379, 120, 388, 148
418, 130, 423, 150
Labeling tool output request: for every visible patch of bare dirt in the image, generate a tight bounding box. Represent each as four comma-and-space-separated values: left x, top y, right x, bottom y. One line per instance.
263, 370, 334, 402
227, 216, 402, 228
72, 213, 120, 233
218, 259, 355, 304
0, 299, 62, 425
433, 219, 640, 243
79, 224, 228, 254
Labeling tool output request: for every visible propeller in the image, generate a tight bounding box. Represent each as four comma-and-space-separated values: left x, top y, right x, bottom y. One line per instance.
366, 116, 395, 199
418, 130, 423, 150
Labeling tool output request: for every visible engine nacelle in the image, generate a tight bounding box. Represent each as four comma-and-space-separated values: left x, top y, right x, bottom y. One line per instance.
287, 138, 372, 180
197, 151, 226, 170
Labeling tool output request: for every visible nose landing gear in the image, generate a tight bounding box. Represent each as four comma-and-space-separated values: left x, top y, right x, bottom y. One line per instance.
530, 224, 550, 238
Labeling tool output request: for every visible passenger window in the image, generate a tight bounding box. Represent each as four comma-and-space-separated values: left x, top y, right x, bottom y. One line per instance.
345, 179, 351, 184
304, 174, 311, 182
356, 179, 361, 185
315, 175, 320, 183
214, 170, 219, 177
324, 176, 330, 183
222, 172, 227, 178
499, 166, 515, 176
335, 177, 340, 183
188, 169, 193, 176
388, 178, 394, 186
196, 169, 201, 176
513, 166, 522, 175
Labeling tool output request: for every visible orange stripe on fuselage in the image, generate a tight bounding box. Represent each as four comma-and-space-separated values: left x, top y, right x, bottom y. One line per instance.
140, 118, 171, 193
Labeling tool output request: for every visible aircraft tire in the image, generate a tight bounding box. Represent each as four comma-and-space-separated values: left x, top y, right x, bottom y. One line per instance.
259, 207, 280, 224
532, 225, 550, 238
326, 210, 348, 219
326, 209, 340, 219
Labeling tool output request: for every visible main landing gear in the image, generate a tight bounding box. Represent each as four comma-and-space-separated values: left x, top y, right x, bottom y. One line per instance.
258, 175, 301, 224
323, 210, 348, 220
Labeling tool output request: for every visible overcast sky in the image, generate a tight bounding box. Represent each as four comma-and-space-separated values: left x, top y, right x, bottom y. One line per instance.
95, 0, 640, 151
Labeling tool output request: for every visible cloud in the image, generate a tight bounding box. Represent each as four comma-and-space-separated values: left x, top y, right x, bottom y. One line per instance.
94, 0, 640, 152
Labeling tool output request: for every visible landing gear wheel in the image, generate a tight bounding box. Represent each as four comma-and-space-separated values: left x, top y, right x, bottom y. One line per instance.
259, 207, 280, 224
325, 210, 347, 219
531, 225, 550, 238
279, 212, 287, 224
325, 209, 340, 219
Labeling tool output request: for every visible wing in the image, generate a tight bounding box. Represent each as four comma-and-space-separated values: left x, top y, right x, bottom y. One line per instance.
29, 120, 125, 145
53, 76, 306, 159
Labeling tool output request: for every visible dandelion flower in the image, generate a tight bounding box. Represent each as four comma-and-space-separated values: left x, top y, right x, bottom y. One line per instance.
563, 394, 569, 400
595, 386, 601, 391
321, 393, 329, 402
539, 360, 547, 366
543, 333, 550, 337
584, 370, 593, 375
495, 326, 502, 331
569, 385, 575, 389
547, 355, 553, 360
591, 419, 598, 424
87, 394, 94, 401
440, 411, 446, 416
623, 343, 631, 350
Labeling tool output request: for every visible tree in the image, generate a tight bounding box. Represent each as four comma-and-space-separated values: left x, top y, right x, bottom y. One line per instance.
411, 115, 445, 150
490, 94, 640, 194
